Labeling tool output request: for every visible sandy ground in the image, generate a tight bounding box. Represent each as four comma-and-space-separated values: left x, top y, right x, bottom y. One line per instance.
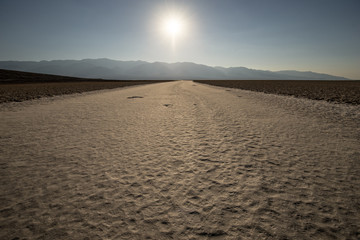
0, 69, 169, 103
1, 81, 359, 239
195, 80, 360, 105
0, 81, 168, 103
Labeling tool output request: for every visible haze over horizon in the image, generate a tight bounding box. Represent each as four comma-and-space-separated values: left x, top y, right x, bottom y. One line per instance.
1, 0, 359, 79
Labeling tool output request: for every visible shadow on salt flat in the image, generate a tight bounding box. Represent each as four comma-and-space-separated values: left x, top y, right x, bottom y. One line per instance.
127, 96, 143, 99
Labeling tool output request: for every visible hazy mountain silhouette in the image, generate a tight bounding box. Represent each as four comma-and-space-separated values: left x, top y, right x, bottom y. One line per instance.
0, 59, 348, 80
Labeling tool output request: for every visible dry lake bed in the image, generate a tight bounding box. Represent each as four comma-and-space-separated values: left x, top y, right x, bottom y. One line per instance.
1, 80, 359, 239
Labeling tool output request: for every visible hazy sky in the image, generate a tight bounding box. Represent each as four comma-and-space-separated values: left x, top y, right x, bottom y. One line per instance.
1, 0, 359, 79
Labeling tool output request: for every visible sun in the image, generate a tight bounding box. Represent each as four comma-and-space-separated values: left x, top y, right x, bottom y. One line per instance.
165, 17, 183, 36
157, 10, 189, 49
162, 15, 185, 39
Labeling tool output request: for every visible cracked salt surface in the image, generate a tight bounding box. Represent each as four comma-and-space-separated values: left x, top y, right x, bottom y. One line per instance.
1, 80, 359, 239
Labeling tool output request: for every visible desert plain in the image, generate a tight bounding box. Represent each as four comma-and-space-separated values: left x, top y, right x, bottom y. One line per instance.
1, 71, 360, 239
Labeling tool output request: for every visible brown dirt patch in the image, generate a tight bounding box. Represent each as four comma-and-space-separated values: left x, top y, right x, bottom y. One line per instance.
194, 80, 360, 105
0, 69, 169, 103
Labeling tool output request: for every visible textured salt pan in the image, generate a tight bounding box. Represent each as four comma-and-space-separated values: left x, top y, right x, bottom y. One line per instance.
1, 81, 359, 239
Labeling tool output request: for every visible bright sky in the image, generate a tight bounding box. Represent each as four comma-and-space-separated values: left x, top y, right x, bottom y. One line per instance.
1, 0, 359, 79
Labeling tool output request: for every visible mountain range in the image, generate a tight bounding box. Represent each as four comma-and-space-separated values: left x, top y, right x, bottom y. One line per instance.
0, 59, 348, 80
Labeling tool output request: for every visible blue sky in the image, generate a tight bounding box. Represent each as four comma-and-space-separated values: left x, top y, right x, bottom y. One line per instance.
1, 0, 359, 79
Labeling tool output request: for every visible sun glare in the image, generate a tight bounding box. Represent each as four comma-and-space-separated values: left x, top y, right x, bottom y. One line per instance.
157, 10, 190, 50
162, 14, 185, 39
165, 17, 182, 36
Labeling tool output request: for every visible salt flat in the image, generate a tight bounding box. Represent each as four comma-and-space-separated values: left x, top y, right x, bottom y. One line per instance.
1, 80, 359, 239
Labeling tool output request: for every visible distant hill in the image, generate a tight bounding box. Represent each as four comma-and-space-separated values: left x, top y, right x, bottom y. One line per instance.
0, 69, 99, 83
0, 59, 348, 80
